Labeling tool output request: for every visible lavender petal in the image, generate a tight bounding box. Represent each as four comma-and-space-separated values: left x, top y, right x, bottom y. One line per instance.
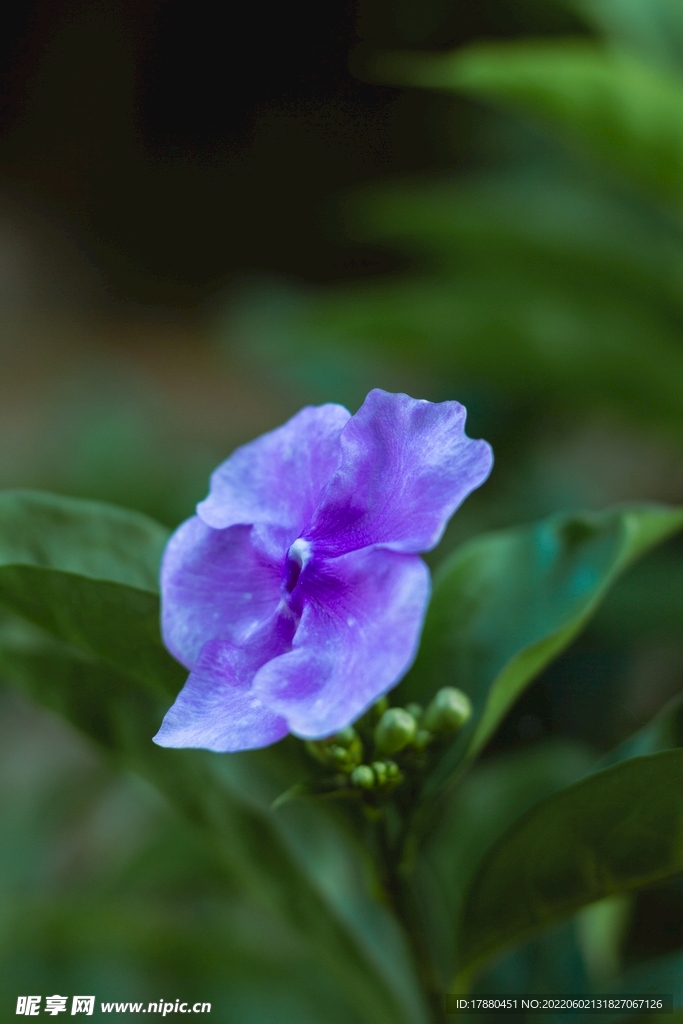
153, 638, 289, 752
198, 403, 350, 536
154, 610, 296, 752
161, 516, 281, 670
305, 389, 493, 556
253, 546, 430, 738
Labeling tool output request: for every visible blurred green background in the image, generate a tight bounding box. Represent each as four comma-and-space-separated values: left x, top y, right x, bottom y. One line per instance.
2, 0, 683, 1016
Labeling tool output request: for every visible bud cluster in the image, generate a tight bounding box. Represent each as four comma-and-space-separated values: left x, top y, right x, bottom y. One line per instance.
304, 686, 473, 799
305, 726, 363, 774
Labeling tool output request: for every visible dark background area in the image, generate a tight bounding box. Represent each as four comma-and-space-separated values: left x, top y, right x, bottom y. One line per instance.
0, 0, 585, 305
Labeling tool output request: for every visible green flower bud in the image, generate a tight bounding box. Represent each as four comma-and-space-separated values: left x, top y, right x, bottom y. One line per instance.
413, 728, 433, 751
374, 708, 417, 754
334, 726, 357, 747
405, 702, 424, 722
371, 760, 403, 789
351, 765, 375, 789
423, 687, 472, 734
305, 729, 363, 772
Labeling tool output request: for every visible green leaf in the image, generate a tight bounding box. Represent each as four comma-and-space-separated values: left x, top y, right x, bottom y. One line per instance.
0, 490, 183, 692
457, 749, 683, 975
408, 740, 595, 988
376, 41, 683, 206
397, 504, 683, 796
598, 691, 683, 769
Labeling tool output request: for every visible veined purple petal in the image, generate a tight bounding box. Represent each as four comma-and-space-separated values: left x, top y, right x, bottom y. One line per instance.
252, 546, 430, 738
154, 612, 295, 752
304, 389, 493, 557
197, 403, 350, 536
157, 389, 493, 753
161, 516, 281, 669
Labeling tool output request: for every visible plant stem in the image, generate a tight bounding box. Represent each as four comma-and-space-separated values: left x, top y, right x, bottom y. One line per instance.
376, 809, 448, 1024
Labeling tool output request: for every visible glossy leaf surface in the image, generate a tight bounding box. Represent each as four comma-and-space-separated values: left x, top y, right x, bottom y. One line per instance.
409, 741, 594, 988
459, 749, 683, 974
398, 504, 683, 794
0, 490, 183, 692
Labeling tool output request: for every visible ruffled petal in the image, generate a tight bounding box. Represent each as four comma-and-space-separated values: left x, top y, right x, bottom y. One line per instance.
305, 389, 493, 556
252, 547, 430, 738
161, 516, 282, 669
154, 611, 295, 752
197, 403, 350, 536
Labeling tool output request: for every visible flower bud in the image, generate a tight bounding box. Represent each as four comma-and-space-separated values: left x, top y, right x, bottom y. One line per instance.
305, 728, 363, 772
423, 687, 472, 734
334, 726, 357, 747
351, 765, 375, 789
405, 702, 424, 722
413, 728, 433, 751
374, 708, 417, 754
371, 760, 403, 790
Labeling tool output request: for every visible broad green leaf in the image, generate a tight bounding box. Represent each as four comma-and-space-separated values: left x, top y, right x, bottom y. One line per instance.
377, 41, 683, 206
397, 504, 683, 796
457, 749, 683, 975
407, 741, 595, 989
0, 491, 183, 692
598, 691, 683, 769
0, 489, 168, 588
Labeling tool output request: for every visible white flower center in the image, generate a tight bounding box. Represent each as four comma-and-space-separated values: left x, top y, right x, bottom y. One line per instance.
288, 537, 312, 570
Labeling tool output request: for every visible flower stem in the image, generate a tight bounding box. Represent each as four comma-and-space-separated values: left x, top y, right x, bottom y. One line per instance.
376, 808, 448, 1024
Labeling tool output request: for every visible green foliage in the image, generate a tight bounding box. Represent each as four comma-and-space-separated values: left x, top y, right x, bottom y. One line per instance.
0, 490, 182, 694
408, 740, 595, 988
378, 41, 683, 206
458, 749, 683, 975
397, 504, 683, 796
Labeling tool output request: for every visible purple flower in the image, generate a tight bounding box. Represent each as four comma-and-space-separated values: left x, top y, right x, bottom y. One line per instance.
154, 389, 492, 752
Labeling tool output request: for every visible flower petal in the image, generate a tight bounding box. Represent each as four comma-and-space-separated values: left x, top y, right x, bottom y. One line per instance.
153, 640, 289, 752
253, 547, 430, 738
197, 403, 350, 535
161, 516, 281, 669
154, 612, 295, 752
305, 389, 493, 556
